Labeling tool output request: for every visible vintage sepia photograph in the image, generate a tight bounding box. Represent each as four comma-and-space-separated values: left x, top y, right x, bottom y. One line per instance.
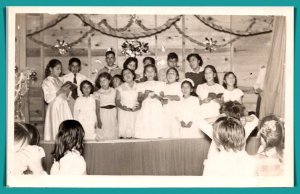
6, 6, 294, 187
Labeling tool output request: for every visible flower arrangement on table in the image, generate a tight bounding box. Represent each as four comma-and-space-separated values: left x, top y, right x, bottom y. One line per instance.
15, 68, 37, 122
121, 40, 149, 58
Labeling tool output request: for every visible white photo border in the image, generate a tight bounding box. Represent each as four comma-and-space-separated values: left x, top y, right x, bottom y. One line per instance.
6, 6, 294, 188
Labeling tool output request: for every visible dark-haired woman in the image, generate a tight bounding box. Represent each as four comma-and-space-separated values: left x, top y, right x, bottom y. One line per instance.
42, 59, 73, 141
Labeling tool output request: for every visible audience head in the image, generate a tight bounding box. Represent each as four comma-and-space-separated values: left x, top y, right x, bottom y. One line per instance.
258, 115, 284, 158
213, 116, 245, 152
220, 101, 246, 120
52, 120, 85, 161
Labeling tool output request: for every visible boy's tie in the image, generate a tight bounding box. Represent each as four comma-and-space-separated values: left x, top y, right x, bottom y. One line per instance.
71, 73, 78, 99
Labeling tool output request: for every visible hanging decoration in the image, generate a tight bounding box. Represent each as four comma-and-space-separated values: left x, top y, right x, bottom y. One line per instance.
194, 15, 273, 37
26, 14, 273, 51
74, 14, 182, 39
15, 69, 38, 122
203, 37, 217, 52
121, 40, 149, 57
54, 39, 71, 55
174, 18, 257, 50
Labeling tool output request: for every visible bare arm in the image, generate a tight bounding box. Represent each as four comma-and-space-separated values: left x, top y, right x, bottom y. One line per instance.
95, 100, 102, 128
115, 90, 131, 111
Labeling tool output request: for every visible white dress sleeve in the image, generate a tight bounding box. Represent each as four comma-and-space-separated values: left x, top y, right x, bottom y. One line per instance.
73, 98, 80, 121
196, 84, 202, 99
237, 88, 244, 99
42, 79, 57, 103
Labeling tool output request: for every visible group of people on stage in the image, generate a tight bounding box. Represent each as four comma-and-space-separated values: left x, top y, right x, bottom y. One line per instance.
41, 51, 246, 141
12, 50, 285, 176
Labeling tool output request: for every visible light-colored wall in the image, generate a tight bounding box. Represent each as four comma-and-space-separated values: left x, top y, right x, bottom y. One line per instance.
20, 14, 273, 136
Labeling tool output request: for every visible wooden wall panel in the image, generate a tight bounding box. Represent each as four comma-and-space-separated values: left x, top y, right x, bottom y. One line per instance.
21, 14, 274, 130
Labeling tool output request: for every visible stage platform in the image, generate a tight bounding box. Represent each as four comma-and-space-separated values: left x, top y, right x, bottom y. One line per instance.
40, 137, 260, 175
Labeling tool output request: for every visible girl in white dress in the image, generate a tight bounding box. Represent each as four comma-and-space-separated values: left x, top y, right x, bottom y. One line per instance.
222, 72, 244, 103
176, 79, 204, 138
42, 59, 73, 141
74, 80, 98, 140
94, 72, 118, 139
163, 67, 182, 138
50, 120, 86, 175
196, 65, 225, 119
135, 64, 165, 139
13, 122, 46, 175
116, 68, 140, 138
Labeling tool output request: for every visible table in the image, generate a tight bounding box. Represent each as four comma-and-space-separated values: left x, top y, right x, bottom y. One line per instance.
40, 137, 260, 175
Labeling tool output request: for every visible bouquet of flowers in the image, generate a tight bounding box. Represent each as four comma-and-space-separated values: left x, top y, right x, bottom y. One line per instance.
121, 40, 149, 57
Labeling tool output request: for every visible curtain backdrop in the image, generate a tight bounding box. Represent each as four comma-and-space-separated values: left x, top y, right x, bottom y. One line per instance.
259, 16, 286, 119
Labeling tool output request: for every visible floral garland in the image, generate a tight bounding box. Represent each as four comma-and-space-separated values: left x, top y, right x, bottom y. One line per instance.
15, 68, 37, 122
173, 18, 256, 50
74, 14, 182, 39
121, 40, 149, 57
26, 14, 273, 51
194, 15, 273, 37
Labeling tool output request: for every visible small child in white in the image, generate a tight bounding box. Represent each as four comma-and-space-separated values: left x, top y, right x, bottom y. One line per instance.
135, 64, 165, 138
163, 67, 182, 138
197, 65, 225, 119
13, 122, 46, 175
176, 79, 204, 138
94, 72, 118, 139
116, 68, 140, 138
74, 80, 99, 140
203, 117, 256, 176
50, 120, 87, 175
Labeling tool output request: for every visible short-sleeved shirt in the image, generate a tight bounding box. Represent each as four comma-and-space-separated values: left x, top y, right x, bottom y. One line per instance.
223, 88, 244, 102
196, 83, 225, 100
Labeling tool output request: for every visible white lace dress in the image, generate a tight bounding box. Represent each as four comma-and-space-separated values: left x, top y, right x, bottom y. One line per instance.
135, 81, 165, 139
